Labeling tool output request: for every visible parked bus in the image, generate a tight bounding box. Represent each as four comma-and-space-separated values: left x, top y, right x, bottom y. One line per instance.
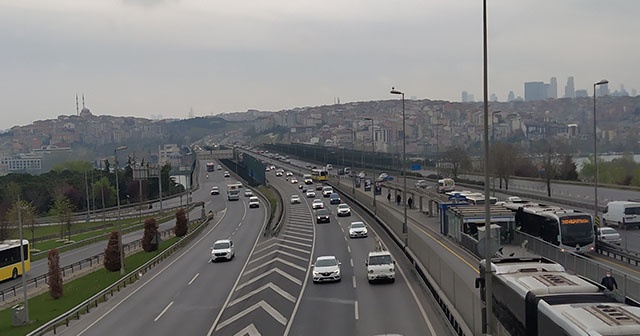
311, 169, 328, 182
511, 204, 595, 253
206, 162, 215, 172
436, 178, 455, 193
0, 239, 30, 281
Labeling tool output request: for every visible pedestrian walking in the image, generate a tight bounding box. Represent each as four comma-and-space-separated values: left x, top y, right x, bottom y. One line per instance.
387, 192, 391, 203
408, 197, 413, 209
601, 271, 618, 291
396, 194, 401, 206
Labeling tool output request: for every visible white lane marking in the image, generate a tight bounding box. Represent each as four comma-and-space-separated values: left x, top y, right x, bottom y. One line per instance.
154, 301, 174, 322
354, 300, 359, 320
347, 245, 351, 253
76, 209, 229, 335
188, 273, 199, 285
352, 275, 356, 288
350, 259, 354, 267
229, 282, 296, 306
216, 300, 287, 330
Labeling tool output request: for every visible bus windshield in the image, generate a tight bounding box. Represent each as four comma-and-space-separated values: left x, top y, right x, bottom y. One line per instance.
560, 216, 594, 245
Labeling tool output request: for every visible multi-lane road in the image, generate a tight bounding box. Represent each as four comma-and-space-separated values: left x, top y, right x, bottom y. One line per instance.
37, 161, 451, 336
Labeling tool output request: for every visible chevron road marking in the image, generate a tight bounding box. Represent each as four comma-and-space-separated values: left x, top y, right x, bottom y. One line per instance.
276, 238, 312, 248
254, 242, 311, 255
235, 267, 302, 291
233, 323, 262, 336
249, 249, 307, 265
229, 282, 296, 306
280, 233, 313, 243
284, 227, 314, 237
216, 300, 288, 330
244, 257, 307, 275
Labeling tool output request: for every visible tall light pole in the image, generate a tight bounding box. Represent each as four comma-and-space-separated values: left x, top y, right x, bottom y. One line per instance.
390, 88, 407, 245
17, 194, 29, 324
114, 145, 128, 275
482, 0, 494, 334
490, 110, 501, 196
434, 123, 441, 177
593, 79, 608, 225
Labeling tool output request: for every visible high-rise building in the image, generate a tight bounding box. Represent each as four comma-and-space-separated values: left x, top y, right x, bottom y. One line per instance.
507, 91, 515, 102
564, 76, 575, 98
597, 83, 610, 96
461, 91, 470, 102
548, 77, 558, 99
524, 82, 546, 101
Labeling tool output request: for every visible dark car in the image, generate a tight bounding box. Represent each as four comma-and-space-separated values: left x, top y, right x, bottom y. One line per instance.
329, 193, 341, 204
315, 208, 331, 223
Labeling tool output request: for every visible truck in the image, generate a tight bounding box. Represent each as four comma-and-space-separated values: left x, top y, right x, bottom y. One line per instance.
227, 184, 240, 201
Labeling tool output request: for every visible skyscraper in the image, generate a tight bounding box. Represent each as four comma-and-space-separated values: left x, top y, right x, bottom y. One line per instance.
548, 77, 558, 99
564, 76, 575, 98
524, 82, 546, 101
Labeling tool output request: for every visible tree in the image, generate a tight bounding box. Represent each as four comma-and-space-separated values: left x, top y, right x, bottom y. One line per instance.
490, 142, 518, 190
141, 218, 159, 252
6, 200, 37, 246
104, 231, 121, 272
47, 248, 63, 299
441, 145, 471, 179
174, 208, 188, 237
49, 196, 75, 240
0, 182, 22, 240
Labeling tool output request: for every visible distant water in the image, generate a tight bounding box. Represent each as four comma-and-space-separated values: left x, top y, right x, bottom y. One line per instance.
574, 154, 640, 172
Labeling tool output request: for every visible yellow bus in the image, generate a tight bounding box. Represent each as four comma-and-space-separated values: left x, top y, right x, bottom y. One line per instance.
311, 169, 328, 181
0, 239, 30, 281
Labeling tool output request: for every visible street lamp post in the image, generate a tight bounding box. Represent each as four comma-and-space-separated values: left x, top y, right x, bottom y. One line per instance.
490, 110, 501, 196
17, 195, 29, 324
365, 117, 376, 211
593, 79, 609, 224
390, 88, 407, 245
114, 145, 128, 275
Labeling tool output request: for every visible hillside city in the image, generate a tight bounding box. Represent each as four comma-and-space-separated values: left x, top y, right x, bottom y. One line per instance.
1, 91, 639, 176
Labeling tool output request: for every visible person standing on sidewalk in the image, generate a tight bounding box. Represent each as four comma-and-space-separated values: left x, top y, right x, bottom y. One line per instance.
601, 271, 618, 292
396, 194, 401, 206
387, 192, 391, 203
408, 197, 413, 209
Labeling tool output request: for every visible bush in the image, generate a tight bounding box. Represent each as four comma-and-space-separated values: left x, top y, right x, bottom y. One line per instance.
141, 218, 159, 252
103, 231, 121, 272
47, 248, 63, 299
174, 208, 188, 237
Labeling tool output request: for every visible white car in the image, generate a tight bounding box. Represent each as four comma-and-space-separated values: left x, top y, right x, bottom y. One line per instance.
210, 186, 220, 195
244, 189, 253, 197
286, 171, 294, 177
337, 204, 351, 217
248, 196, 260, 208
596, 227, 622, 245
366, 251, 395, 283
312, 199, 324, 209
290, 178, 298, 184
306, 190, 316, 198
224, 171, 230, 177
275, 170, 283, 177
291, 194, 301, 204
312, 256, 341, 283
348, 222, 368, 238
322, 186, 334, 197
211, 239, 235, 262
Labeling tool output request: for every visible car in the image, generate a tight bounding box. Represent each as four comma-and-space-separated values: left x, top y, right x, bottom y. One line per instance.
215, 164, 222, 170
312, 199, 324, 209
210, 186, 220, 195
603, 201, 640, 229
290, 178, 298, 184
305, 163, 312, 169
315, 208, 331, 223
315, 183, 324, 191
290, 194, 301, 204
348, 221, 368, 238
306, 190, 316, 198
426, 173, 444, 180
322, 186, 334, 197
248, 196, 260, 208
286, 171, 294, 176
415, 180, 429, 189
275, 170, 283, 177
337, 204, 351, 217
329, 192, 341, 204
244, 189, 253, 197
312, 256, 341, 283
366, 251, 395, 283
596, 227, 622, 245
224, 171, 230, 177
326, 164, 333, 170
210, 239, 235, 261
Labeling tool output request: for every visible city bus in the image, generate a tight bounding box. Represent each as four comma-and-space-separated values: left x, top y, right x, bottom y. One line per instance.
512, 204, 595, 253
0, 239, 30, 281
206, 162, 215, 172
436, 178, 455, 193
311, 169, 328, 182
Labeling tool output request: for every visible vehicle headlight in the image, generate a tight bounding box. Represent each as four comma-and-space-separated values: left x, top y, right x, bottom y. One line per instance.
313, 271, 320, 276
334, 269, 341, 275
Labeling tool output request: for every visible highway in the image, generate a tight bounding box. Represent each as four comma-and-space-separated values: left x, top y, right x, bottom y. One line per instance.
48, 163, 268, 335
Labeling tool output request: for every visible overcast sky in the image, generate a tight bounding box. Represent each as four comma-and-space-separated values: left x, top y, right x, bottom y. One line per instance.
1, 0, 637, 129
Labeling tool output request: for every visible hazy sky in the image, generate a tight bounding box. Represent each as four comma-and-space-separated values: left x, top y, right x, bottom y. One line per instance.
1, 0, 638, 129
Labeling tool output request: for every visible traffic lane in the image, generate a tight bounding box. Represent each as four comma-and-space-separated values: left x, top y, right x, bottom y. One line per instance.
288, 205, 356, 336
62, 194, 267, 335
333, 204, 444, 336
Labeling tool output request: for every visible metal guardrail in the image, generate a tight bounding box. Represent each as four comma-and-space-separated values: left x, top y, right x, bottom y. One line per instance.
25, 216, 212, 336
596, 241, 640, 266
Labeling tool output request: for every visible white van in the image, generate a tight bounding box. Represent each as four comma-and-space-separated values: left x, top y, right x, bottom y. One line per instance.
602, 201, 640, 229
365, 251, 395, 283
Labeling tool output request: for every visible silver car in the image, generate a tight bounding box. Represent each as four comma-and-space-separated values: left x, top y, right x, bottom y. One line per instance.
312, 199, 324, 209
348, 222, 368, 238
312, 256, 341, 283
597, 227, 622, 245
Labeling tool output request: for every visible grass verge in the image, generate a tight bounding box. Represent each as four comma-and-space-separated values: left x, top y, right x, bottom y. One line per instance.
0, 236, 178, 336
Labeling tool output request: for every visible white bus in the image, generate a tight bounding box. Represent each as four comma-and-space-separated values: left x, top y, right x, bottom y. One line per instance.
436, 178, 455, 193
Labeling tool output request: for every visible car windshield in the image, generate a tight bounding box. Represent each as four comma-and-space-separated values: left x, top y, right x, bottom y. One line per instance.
338, 204, 349, 209
214, 242, 230, 249
351, 222, 365, 228
369, 255, 392, 265
600, 228, 617, 234
316, 209, 329, 215
315, 258, 337, 267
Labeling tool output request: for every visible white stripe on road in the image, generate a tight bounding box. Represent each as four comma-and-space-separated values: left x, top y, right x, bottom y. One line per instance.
354, 300, 359, 320
188, 273, 199, 285
352, 275, 356, 288
154, 301, 173, 322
